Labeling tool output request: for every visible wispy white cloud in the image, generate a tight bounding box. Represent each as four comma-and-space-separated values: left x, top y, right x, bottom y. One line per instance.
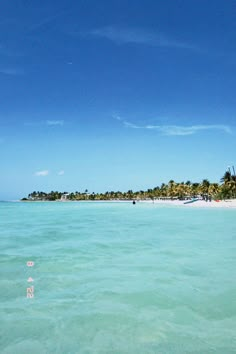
145, 124, 232, 136
34, 170, 49, 176
115, 116, 231, 136
46, 120, 64, 126
123, 121, 140, 129
24, 120, 65, 127
112, 114, 122, 121
58, 170, 64, 176
0, 67, 24, 76
113, 114, 139, 128
84, 26, 196, 50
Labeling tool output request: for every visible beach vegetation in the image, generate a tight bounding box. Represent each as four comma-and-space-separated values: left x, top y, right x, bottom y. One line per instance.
22, 167, 236, 201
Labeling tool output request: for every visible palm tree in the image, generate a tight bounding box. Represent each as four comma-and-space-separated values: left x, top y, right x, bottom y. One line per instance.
127, 190, 134, 200
220, 170, 236, 198
191, 183, 200, 197
208, 183, 220, 198
24, 166, 236, 201
168, 180, 176, 198
153, 186, 160, 198
221, 171, 232, 184
160, 183, 168, 197
200, 179, 210, 195
176, 183, 187, 199
185, 181, 192, 197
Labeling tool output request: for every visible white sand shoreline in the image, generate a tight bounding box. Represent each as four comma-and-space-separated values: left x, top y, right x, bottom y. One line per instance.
17, 198, 236, 208
140, 199, 236, 208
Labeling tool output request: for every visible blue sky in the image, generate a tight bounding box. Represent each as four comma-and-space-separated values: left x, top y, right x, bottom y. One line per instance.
0, 0, 236, 199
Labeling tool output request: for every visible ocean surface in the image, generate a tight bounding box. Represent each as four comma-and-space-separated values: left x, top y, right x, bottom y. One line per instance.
0, 201, 236, 354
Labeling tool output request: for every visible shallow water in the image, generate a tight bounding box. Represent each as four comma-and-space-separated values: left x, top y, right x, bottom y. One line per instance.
1, 201, 236, 353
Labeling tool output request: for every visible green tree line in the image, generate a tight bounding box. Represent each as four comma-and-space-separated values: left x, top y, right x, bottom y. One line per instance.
22, 169, 236, 201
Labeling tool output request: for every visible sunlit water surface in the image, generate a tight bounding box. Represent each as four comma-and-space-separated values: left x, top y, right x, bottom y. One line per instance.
1, 201, 236, 353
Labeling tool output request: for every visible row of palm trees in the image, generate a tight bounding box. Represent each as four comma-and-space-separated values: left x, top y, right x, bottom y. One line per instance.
24, 168, 236, 201
219, 168, 236, 199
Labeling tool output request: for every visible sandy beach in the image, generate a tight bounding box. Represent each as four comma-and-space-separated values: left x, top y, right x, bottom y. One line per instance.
140, 199, 236, 208
19, 199, 236, 208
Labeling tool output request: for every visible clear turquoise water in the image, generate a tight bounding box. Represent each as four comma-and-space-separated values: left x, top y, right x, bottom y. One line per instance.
0, 201, 236, 354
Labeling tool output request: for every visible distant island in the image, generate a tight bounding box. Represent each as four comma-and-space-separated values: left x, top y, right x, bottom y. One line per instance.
21, 168, 236, 201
